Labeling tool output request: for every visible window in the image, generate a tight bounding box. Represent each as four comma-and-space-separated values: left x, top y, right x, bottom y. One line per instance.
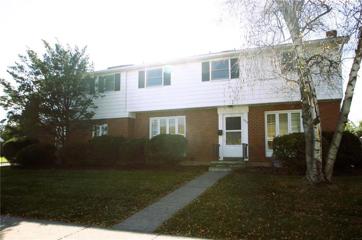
281, 51, 296, 73
212, 59, 229, 80
201, 58, 239, 81
92, 123, 108, 137
97, 73, 120, 92
138, 67, 172, 88
225, 116, 242, 145
150, 116, 186, 138
147, 69, 162, 87
265, 110, 303, 156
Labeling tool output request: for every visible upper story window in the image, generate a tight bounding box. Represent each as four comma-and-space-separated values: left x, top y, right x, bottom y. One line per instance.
281, 51, 296, 73
202, 58, 239, 81
265, 110, 303, 157
92, 123, 108, 137
95, 73, 120, 93
149, 116, 186, 138
138, 67, 171, 88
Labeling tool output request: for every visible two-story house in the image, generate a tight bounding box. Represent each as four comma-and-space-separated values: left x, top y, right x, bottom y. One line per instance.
79, 34, 345, 167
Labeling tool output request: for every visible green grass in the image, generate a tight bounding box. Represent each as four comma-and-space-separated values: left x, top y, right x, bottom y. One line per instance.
0, 167, 205, 227
157, 169, 362, 240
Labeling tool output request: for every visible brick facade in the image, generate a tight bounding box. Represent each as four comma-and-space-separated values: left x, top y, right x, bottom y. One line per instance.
69, 118, 135, 143
70, 100, 340, 166
134, 108, 218, 164
248, 100, 341, 166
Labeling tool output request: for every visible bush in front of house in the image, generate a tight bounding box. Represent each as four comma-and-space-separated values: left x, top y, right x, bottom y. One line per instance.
273, 131, 362, 173
59, 143, 91, 166
119, 138, 148, 165
16, 143, 56, 167
273, 133, 306, 173
87, 135, 126, 166
146, 134, 187, 165
2, 136, 39, 164
323, 131, 362, 170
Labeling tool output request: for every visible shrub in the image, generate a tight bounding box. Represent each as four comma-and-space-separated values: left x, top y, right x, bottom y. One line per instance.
273, 131, 362, 173
87, 135, 126, 166
59, 143, 91, 166
16, 143, 56, 167
119, 138, 148, 165
273, 133, 306, 173
146, 134, 187, 165
2, 136, 39, 163
323, 131, 362, 170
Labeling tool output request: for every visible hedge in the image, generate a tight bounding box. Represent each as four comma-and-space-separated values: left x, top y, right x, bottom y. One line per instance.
86, 135, 126, 166
273, 131, 362, 173
119, 138, 148, 165
16, 143, 56, 167
2, 136, 39, 163
146, 134, 187, 165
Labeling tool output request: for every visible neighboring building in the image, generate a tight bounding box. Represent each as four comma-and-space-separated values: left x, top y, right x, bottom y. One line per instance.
78, 35, 345, 166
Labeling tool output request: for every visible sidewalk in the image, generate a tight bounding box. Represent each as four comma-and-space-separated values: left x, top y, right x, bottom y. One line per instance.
0, 216, 205, 240
113, 171, 229, 233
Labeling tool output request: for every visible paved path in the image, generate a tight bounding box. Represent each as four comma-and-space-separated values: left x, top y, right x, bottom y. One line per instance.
113, 171, 229, 233
0, 216, 205, 240
0, 163, 10, 167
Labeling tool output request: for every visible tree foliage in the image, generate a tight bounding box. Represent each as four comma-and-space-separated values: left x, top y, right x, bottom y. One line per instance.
0, 41, 97, 146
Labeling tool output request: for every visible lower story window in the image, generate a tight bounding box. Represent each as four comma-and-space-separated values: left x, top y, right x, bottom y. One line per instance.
150, 116, 186, 138
92, 123, 108, 137
265, 110, 303, 157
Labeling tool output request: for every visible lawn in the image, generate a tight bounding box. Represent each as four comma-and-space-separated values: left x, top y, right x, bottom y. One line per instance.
157, 169, 362, 240
0, 166, 205, 227
0, 157, 8, 163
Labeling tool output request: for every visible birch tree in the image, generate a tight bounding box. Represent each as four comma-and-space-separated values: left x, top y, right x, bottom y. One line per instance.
229, 0, 362, 183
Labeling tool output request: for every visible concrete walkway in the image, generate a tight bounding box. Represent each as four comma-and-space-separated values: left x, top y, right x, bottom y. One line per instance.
113, 171, 229, 233
0, 216, 205, 240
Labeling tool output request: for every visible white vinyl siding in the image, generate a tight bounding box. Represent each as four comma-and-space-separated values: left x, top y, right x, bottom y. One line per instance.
92, 72, 131, 119
265, 110, 303, 157
149, 116, 186, 138
127, 54, 342, 112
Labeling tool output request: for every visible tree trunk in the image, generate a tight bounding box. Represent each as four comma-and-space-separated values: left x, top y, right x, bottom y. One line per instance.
276, 0, 324, 183
292, 35, 324, 183
325, 27, 362, 182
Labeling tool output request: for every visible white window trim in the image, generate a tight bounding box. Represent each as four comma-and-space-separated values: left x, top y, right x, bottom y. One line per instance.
149, 116, 186, 139
205, 57, 238, 81
92, 123, 108, 138
96, 74, 118, 92
264, 110, 303, 157
143, 66, 171, 88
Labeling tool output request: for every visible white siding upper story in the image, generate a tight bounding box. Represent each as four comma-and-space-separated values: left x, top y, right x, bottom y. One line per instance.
92, 72, 133, 119
93, 37, 345, 119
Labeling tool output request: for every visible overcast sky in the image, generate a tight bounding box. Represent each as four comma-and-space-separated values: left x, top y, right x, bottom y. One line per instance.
0, 0, 361, 123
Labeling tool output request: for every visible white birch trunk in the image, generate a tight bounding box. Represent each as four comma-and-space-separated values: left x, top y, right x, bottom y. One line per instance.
325, 27, 362, 182
276, 0, 324, 183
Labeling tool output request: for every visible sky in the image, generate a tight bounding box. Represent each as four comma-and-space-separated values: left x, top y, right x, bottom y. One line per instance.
0, 0, 361, 123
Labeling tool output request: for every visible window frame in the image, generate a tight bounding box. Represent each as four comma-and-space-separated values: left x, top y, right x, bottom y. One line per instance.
264, 110, 303, 157
202, 57, 239, 81
92, 123, 108, 138
96, 73, 120, 92
140, 66, 171, 88
149, 116, 186, 139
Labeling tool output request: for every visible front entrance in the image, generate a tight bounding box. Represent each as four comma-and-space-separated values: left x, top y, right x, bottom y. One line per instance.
222, 115, 243, 158
217, 106, 249, 161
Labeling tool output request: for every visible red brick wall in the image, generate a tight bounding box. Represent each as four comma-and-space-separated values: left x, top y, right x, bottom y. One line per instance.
248, 100, 341, 166
134, 108, 219, 163
68, 118, 135, 143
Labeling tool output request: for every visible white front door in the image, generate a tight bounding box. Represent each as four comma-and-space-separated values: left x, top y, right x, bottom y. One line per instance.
222, 115, 243, 158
